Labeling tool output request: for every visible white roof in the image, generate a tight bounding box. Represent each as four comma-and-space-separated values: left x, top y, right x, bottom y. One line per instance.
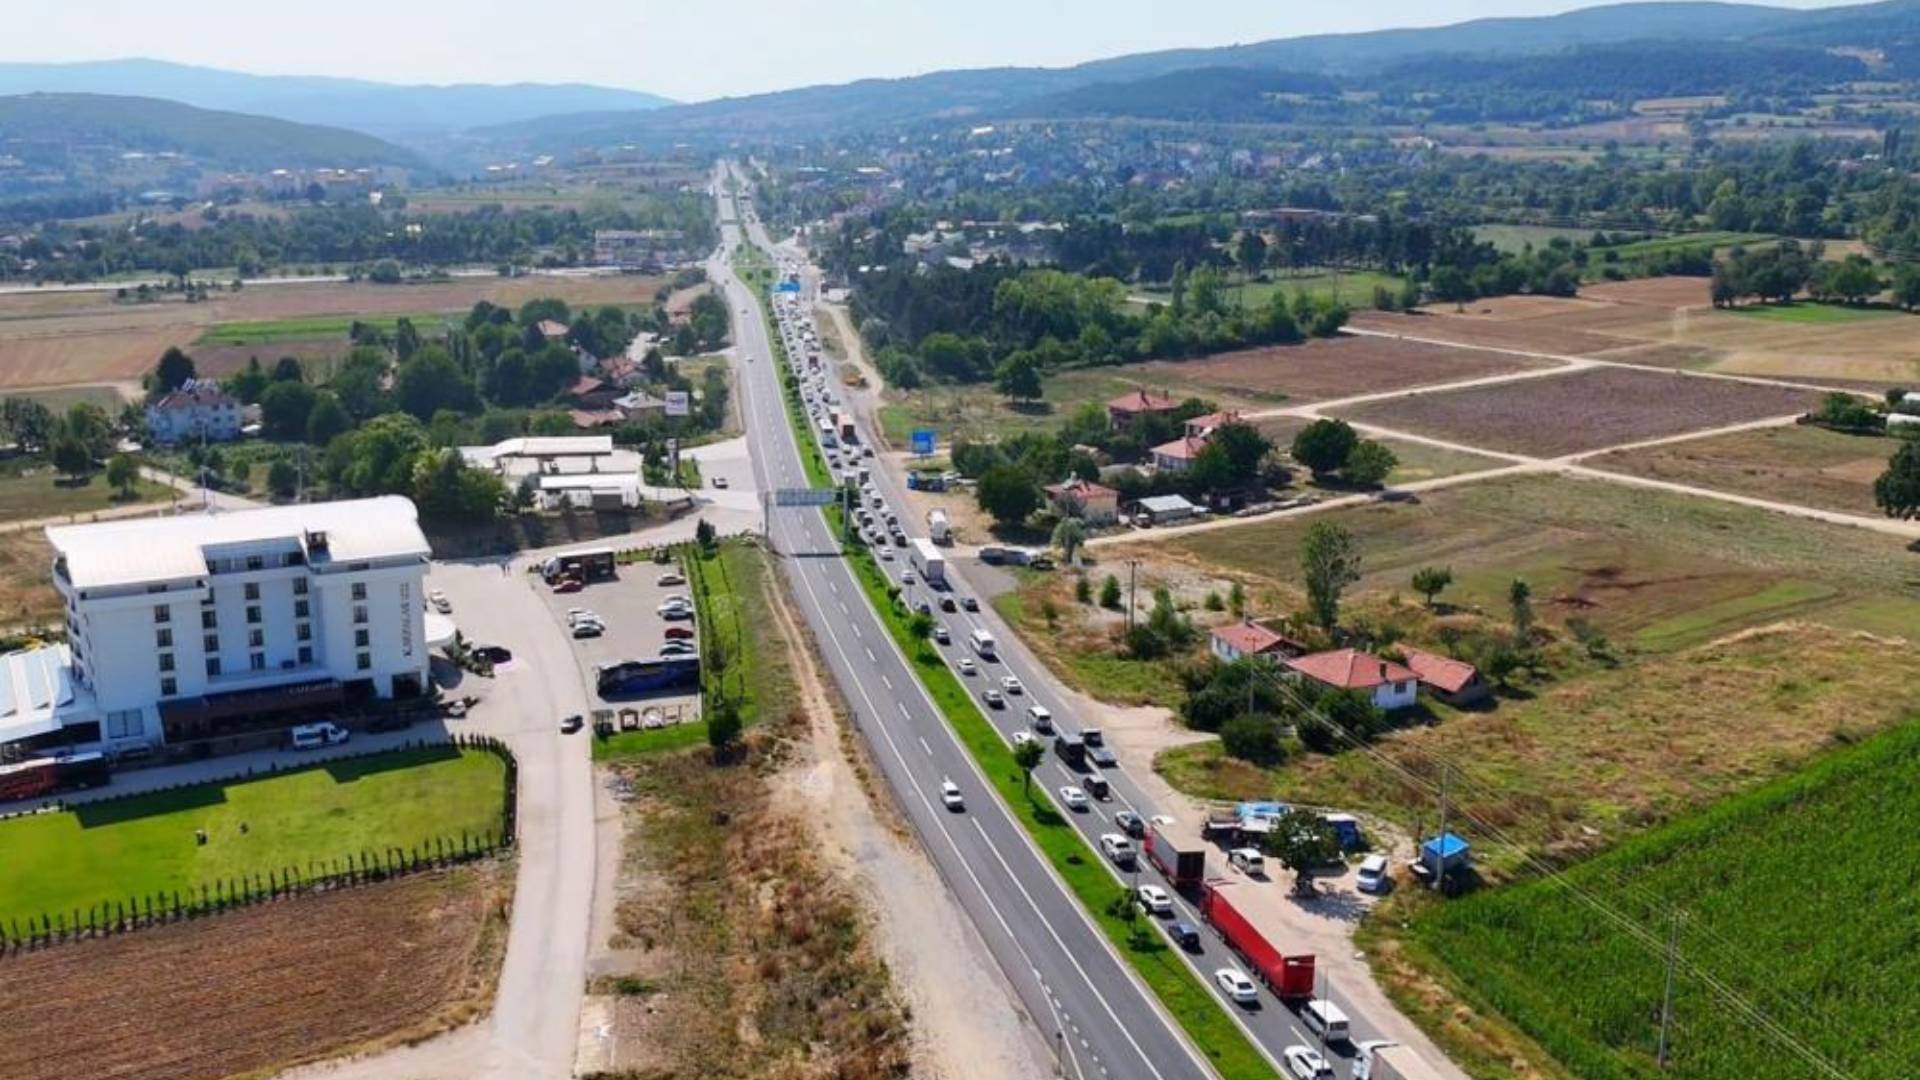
1137, 494, 1199, 513
537, 475, 640, 492
461, 436, 616, 466
0, 644, 87, 745
47, 496, 430, 590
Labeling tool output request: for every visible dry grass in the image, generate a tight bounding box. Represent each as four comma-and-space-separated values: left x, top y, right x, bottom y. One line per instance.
1587, 422, 1895, 516
0, 532, 61, 630
0, 863, 510, 1080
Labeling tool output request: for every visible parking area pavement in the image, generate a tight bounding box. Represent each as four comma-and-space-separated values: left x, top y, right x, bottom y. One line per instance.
533, 563, 701, 721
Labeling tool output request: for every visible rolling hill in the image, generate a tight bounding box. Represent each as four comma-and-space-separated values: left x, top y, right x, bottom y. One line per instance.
0, 59, 673, 138
0, 92, 426, 171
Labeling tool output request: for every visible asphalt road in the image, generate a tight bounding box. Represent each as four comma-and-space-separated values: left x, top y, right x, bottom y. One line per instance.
720, 163, 1409, 1078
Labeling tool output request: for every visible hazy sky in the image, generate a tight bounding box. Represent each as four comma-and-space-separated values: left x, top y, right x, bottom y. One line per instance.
9, 0, 1862, 102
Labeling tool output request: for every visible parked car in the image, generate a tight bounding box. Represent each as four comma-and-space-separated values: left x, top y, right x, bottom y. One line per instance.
657, 571, 686, 586
711, 476, 729, 489
289, 722, 349, 750
1137, 884, 1173, 915
572, 622, 604, 639
473, 645, 512, 664
552, 578, 583, 594
560, 714, 584, 734
659, 641, 697, 656
428, 590, 451, 613
1356, 853, 1392, 894
1058, 786, 1089, 811
663, 626, 696, 640
1230, 847, 1267, 876
1216, 967, 1260, 1005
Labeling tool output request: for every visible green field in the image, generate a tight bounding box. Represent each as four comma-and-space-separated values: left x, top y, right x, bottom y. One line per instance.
1405, 719, 1920, 1080
1602, 231, 1773, 259
1132, 268, 1406, 311
1727, 301, 1904, 324
0, 746, 507, 920
0, 460, 173, 525
196, 312, 457, 346
1472, 224, 1605, 253
0, 385, 128, 413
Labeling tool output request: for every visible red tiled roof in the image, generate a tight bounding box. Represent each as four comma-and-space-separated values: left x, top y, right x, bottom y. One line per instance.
568, 409, 624, 429
1107, 389, 1179, 414
1187, 410, 1241, 432
1286, 649, 1416, 690
1213, 621, 1286, 656
150, 383, 236, 411
1045, 477, 1118, 500
1152, 435, 1210, 461
1400, 647, 1480, 694
569, 375, 607, 396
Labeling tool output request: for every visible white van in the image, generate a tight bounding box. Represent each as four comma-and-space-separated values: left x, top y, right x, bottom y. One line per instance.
968, 628, 997, 659
289, 722, 350, 750
1229, 847, 1266, 877
1303, 998, 1351, 1044
1356, 853, 1392, 894
1026, 704, 1054, 732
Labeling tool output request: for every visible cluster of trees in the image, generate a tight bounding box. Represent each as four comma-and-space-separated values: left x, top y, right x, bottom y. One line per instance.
1289, 419, 1398, 489
1, 195, 716, 284
0, 397, 129, 486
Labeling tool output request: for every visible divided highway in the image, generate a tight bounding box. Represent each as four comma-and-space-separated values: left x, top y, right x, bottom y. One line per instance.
713, 162, 1407, 1080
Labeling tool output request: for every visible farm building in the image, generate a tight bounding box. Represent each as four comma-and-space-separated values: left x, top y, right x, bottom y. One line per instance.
1400, 647, 1490, 706
1046, 477, 1120, 525
1209, 620, 1306, 665
1133, 494, 1200, 525
1286, 649, 1418, 711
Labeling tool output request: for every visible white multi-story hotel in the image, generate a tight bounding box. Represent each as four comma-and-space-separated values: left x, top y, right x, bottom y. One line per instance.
0, 497, 432, 762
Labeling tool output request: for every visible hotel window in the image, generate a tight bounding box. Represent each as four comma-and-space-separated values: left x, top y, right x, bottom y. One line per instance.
294, 600, 309, 619
244, 582, 260, 601
248, 629, 264, 648
158, 653, 174, 673
353, 605, 368, 625
206, 657, 221, 677
204, 634, 218, 652
297, 645, 313, 665
155, 628, 172, 649
153, 604, 170, 624
356, 652, 371, 671
246, 555, 264, 571
293, 578, 308, 596
351, 582, 367, 601
297, 623, 312, 642
201, 610, 217, 630
160, 677, 177, 697
250, 652, 265, 671
247, 605, 261, 624
355, 629, 370, 648
202, 588, 215, 606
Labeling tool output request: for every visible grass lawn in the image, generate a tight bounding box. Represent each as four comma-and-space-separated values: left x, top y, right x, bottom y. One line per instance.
0, 463, 173, 525
196, 312, 454, 346
0, 386, 128, 414
1401, 719, 1920, 1080
1254, 416, 1510, 487
1132, 268, 1405, 311
0, 746, 507, 920
1585, 423, 1893, 518
1602, 231, 1772, 260
1726, 301, 1904, 324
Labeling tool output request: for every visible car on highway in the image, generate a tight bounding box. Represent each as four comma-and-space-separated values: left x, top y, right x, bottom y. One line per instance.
1025, 704, 1053, 732
902, 570, 916, 585
1137, 884, 1173, 916
1089, 745, 1118, 768
657, 571, 685, 586
1000, 676, 1023, 694
933, 625, 951, 644
1283, 1046, 1335, 1079
428, 590, 451, 613
877, 547, 894, 561
1011, 731, 1034, 748
1114, 810, 1145, 837
712, 476, 729, 489
939, 595, 957, 612
1167, 920, 1202, 951
1099, 833, 1137, 867
1059, 786, 1089, 811
957, 658, 977, 676
1216, 967, 1260, 1005
982, 689, 1005, 709
961, 596, 979, 612
941, 778, 964, 811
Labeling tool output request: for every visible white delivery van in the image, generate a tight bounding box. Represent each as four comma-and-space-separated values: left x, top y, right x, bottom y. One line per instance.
1303, 998, 1351, 1044
289, 722, 350, 750
1229, 847, 1266, 876
969, 628, 997, 659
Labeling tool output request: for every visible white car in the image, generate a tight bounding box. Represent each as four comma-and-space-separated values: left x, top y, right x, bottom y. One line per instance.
1216, 967, 1259, 1005
1284, 1045, 1335, 1079
1099, 833, 1136, 866
902, 570, 916, 585
1137, 884, 1173, 915
957, 658, 977, 676
878, 547, 894, 561
657, 601, 693, 618
428, 590, 451, 613
657, 571, 685, 586
1058, 786, 1089, 811
1000, 676, 1024, 694
940, 778, 964, 811
1356, 853, 1391, 894
1011, 731, 1035, 748
660, 594, 691, 608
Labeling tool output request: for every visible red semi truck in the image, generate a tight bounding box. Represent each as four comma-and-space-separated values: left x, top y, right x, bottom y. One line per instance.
1143, 821, 1208, 892
1199, 880, 1316, 1000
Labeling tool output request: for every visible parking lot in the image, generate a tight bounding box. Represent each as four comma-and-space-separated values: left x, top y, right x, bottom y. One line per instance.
535, 559, 702, 723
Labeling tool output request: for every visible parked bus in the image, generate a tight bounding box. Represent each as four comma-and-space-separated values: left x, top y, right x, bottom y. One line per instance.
595, 656, 701, 697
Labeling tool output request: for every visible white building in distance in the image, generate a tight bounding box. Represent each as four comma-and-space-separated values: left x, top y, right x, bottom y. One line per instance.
1, 497, 432, 762
145, 378, 243, 444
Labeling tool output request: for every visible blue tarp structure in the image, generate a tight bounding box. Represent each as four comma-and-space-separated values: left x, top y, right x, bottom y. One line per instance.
1324, 812, 1362, 850
1421, 832, 1471, 871
1236, 801, 1289, 820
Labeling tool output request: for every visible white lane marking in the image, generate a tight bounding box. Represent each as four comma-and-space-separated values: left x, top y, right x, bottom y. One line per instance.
865, 647, 877, 663
881, 674, 893, 691
919, 736, 933, 757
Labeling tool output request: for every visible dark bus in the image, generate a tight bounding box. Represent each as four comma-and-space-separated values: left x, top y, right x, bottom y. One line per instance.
595, 656, 701, 697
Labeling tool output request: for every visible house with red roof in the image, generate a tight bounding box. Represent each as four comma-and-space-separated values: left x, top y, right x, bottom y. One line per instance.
1209, 620, 1307, 665
1045, 477, 1120, 525
1286, 648, 1418, 711
1183, 410, 1241, 439
1151, 435, 1210, 473
1400, 647, 1490, 706
566, 375, 619, 409
1106, 388, 1180, 431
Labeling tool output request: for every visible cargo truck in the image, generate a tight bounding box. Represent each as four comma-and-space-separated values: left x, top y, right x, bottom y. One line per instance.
1197, 880, 1317, 1000
909, 538, 947, 587
1144, 821, 1208, 892
1353, 1042, 1445, 1080
927, 508, 952, 544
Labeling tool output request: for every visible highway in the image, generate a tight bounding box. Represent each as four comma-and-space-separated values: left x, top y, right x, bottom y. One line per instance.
712, 161, 1402, 1080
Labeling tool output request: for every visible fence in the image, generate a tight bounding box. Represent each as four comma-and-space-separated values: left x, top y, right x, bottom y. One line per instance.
0, 733, 517, 956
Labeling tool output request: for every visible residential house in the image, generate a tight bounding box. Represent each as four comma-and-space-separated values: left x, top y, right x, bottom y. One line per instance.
1209, 620, 1306, 665
146, 379, 243, 445
1151, 435, 1210, 473
1286, 649, 1418, 711
613, 390, 667, 418
537, 319, 571, 343
1184, 410, 1241, 440
1106, 389, 1181, 432
1045, 477, 1120, 525
565, 376, 619, 410
1400, 647, 1491, 707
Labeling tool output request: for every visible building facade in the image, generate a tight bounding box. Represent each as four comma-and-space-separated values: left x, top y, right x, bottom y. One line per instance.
3, 498, 433, 762
145, 379, 243, 444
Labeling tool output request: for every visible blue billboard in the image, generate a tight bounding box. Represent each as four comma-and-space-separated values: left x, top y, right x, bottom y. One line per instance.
910, 428, 936, 456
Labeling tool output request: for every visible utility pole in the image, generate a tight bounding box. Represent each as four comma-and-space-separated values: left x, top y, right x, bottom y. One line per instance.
1431, 763, 1450, 891
1126, 559, 1139, 634
1657, 910, 1681, 1069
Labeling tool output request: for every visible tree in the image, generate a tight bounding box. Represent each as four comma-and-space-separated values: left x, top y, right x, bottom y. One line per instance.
1099, 574, 1123, 610
1052, 517, 1088, 564
1342, 440, 1397, 487
1894, 265, 1920, 312
1075, 575, 1093, 604
1875, 440, 1920, 520
104, 453, 138, 499
1300, 522, 1361, 630
394, 348, 478, 420
1291, 419, 1358, 479
153, 347, 196, 394
271, 356, 304, 383
1265, 812, 1343, 897
1220, 714, 1285, 766
305, 392, 351, 446
259, 381, 318, 441
1508, 578, 1535, 639
266, 458, 298, 498
1228, 580, 1246, 616
1234, 231, 1269, 280
695, 518, 717, 550
707, 697, 743, 762
908, 610, 935, 641
976, 464, 1041, 529
1412, 566, 1454, 607
1208, 422, 1273, 484
1013, 738, 1045, 799
994, 353, 1044, 403
409, 448, 504, 524
50, 433, 91, 480
1430, 265, 1474, 311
